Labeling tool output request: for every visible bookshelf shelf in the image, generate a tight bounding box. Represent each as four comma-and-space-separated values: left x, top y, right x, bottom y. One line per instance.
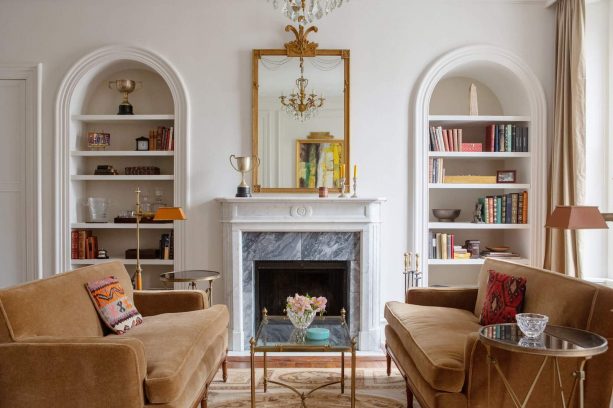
428, 152, 530, 159
71, 259, 174, 266
428, 115, 530, 126
70, 151, 174, 157
70, 223, 174, 230
72, 114, 174, 123
428, 258, 529, 266
428, 183, 530, 190
71, 175, 174, 181
428, 222, 529, 230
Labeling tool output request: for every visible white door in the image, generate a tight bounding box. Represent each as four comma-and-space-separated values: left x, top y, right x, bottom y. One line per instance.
0, 80, 27, 287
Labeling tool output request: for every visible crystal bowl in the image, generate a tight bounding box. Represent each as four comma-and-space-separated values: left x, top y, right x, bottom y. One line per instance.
287, 309, 316, 329
516, 313, 548, 338
432, 209, 461, 222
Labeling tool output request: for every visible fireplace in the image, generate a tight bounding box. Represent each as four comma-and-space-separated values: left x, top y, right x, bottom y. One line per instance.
254, 260, 350, 328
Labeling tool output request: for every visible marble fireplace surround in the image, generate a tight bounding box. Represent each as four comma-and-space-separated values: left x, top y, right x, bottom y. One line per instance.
219, 197, 385, 352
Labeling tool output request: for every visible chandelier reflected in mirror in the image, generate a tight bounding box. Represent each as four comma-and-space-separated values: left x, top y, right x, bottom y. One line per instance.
268, 0, 348, 26
279, 56, 325, 122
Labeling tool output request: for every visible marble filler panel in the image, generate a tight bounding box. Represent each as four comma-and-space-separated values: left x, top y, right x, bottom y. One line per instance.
242, 231, 360, 347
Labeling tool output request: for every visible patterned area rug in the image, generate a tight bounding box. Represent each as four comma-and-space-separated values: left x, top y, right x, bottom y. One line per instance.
208, 368, 420, 407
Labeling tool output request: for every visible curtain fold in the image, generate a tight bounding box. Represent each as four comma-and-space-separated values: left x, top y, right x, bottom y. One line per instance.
543, 0, 586, 277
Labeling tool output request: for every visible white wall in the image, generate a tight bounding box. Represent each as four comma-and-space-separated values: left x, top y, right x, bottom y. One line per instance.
0, 0, 555, 304
584, 0, 611, 279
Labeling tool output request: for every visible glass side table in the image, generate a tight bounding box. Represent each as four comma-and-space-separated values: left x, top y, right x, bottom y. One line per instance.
250, 308, 357, 408
159, 270, 220, 306
479, 323, 608, 408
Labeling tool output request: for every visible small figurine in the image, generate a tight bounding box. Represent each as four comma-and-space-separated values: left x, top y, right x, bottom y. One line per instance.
473, 202, 484, 223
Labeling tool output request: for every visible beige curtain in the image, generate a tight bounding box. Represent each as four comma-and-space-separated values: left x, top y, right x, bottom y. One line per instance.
543, 0, 586, 277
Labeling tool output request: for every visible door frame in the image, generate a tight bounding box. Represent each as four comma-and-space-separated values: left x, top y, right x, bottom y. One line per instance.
0, 64, 43, 281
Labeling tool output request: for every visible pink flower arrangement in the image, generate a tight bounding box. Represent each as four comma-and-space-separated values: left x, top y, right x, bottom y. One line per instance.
286, 293, 328, 316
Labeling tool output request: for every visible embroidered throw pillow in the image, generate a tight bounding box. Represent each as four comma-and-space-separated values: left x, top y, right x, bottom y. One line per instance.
479, 269, 527, 326
85, 276, 143, 334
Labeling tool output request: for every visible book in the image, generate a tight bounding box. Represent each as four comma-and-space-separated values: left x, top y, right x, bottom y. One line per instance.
522, 191, 528, 223
71, 230, 79, 259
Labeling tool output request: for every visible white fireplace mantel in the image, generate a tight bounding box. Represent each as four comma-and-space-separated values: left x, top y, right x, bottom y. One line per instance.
218, 197, 386, 352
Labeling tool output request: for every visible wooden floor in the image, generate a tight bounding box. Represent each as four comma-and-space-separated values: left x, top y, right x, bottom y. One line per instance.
228, 356, 387, 369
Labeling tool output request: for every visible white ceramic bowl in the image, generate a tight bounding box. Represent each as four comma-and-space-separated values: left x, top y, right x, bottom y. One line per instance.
516, 313, 548, 338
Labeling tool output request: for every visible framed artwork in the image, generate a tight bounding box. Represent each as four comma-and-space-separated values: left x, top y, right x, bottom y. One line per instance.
296, 139, 345, 189
496, 170, 517, 183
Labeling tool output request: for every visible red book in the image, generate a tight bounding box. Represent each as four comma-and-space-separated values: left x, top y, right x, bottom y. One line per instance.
485, 125, 495, 152
443, 129, 450, 151
488, 197, 494, 223
71, 230, 79, 259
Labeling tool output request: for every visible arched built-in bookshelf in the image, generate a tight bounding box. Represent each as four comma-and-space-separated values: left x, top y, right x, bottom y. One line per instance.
55, 45, 189, 287
410, 45, 547, 286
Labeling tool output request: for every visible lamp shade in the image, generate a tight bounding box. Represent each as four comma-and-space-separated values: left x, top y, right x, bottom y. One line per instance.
153, 207, 187, 221
545, 206, 608, 229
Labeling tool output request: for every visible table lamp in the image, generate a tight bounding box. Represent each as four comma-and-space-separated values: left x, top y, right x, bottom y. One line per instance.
545, 206, 609, 230
133, 188, 187, 291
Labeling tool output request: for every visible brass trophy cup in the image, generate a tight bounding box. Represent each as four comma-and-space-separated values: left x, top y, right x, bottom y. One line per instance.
229, 155, 260, 197
108, 79, 142, 115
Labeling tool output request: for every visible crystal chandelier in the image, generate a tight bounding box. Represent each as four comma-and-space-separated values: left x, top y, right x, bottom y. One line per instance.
280, 57, 325, 122
268, 0, 348, 26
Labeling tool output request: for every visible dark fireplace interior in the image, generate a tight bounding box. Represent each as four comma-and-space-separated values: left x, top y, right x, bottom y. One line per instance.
254, 260, 350, 328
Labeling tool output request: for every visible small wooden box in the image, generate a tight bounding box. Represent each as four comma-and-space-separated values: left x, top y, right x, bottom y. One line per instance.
461, 143, 483, 152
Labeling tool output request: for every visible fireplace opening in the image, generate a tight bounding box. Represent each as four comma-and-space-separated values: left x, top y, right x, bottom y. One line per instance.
254, 260, 350, 328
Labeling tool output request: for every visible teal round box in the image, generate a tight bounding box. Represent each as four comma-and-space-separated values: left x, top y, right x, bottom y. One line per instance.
306, 327, 330, 341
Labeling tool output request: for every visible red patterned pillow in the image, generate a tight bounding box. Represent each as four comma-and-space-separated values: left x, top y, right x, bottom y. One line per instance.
479, 270, 527, 325
85, 276, 143, 334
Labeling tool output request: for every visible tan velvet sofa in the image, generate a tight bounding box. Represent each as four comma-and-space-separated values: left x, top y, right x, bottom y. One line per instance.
0, 261, 229, 408
384, 258, 613, 408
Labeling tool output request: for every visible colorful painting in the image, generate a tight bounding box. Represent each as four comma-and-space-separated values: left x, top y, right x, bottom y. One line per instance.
296, 139, 344, 188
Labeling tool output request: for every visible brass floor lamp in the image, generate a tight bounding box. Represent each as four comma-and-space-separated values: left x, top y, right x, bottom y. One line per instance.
134, 188, 187, 290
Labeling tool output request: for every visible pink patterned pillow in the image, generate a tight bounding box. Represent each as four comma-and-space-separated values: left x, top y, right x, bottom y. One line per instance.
85, 276, 143, 334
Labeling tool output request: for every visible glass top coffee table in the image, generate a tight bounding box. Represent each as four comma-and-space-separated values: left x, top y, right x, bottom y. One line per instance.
249, 309, 357, 408
480, 323, 608, 408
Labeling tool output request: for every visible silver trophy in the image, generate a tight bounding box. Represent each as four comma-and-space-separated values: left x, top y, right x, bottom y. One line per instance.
229, 155, 260, 197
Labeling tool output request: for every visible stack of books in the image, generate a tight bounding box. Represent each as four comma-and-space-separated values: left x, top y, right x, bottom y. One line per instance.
428, 158, 444, 183
453, 246, 471, 260
481, 248, 521, 259
71, 230, 99, 259
429, 127, 463, 152
484, 124, 529, 152
148, 126, 174, 151
478, 192, 528, 224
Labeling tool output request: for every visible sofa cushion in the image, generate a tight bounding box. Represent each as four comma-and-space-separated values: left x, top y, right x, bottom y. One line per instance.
120, 304, 229, 404
86, 276, 143, 334
479, 269, 526, 325
385, 301, 480, 393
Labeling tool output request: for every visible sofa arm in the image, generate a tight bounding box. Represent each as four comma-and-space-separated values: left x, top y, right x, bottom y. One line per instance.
134, 289, 209, 316
406, 287, 478, 312
0, 336, 146, 408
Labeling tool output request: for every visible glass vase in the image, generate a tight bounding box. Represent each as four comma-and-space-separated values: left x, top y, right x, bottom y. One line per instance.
287, 309, 316, 329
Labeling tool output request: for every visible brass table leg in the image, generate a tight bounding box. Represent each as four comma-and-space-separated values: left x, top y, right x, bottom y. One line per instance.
250, 338, 256, 408
341, 352, 345, 394
574, 358, 588, 408
208, 280, 213, 306
263, 351, 268, 392
351, 338, 356, 408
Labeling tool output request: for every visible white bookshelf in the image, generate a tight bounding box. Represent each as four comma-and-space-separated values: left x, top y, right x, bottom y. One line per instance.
412, 54, 546, 288
57, 55, 186, 289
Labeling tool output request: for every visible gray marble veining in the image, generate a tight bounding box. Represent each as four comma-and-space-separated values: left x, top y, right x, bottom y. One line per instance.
241, 231, 361, 348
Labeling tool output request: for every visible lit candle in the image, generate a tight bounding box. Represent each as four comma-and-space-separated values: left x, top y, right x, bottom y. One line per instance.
340, 164, 345, 178
353, 164, 357, 178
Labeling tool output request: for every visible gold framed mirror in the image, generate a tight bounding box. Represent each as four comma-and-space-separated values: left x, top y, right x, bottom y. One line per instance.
252, 25, 350, 193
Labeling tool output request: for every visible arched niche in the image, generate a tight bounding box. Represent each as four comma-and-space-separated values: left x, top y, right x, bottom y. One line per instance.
55, 45, 189, 274
410, 45, 547, 285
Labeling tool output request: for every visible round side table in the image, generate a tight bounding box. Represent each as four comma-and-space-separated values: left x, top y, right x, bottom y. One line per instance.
479, 323, 607, 408
160, 270, 220, 306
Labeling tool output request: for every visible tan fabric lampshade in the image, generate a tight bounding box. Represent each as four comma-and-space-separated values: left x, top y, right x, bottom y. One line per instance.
545, 206, 608, 229
153, 207, 187, 221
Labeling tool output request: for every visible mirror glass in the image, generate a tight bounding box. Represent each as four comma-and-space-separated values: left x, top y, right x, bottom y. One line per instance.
255, 54, 347, 191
